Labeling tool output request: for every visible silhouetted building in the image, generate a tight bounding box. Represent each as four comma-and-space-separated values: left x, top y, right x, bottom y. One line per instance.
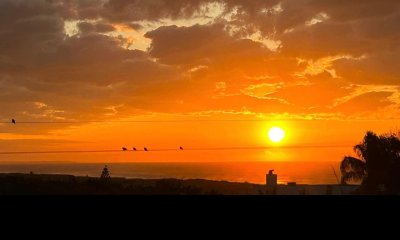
266, 170, 278, 195
266, 170, 277, 187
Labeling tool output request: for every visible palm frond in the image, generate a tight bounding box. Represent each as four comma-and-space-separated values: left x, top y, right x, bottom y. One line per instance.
353, 144, 366, 160
341, 172, 366, 184
340, 156, 367, 184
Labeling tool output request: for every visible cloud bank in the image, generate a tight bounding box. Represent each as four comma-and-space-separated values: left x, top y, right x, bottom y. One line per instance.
1, 0, 400, 134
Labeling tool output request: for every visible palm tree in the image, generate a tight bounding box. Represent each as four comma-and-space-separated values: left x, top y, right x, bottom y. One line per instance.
341, 131, 400, 193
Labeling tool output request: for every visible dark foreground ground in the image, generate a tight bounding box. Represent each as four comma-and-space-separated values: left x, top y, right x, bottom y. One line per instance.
0, 173, 265, 195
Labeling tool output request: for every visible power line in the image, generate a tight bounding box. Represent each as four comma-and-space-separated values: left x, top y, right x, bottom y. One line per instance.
1, 119, 277, 124
0, 150, 121, 155
3, 118, 400, 124
0, 145, 351, 155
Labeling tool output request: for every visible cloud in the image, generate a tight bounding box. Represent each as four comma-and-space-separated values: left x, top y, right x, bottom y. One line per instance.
266, 82, 350, 109
145, 23, 272, 68
99, 0, 279, 22
334, 91, 395, 114
276, 1, 400, 59
145, 24, 231, 65
1, 0, 400, 136
77, 21, 116, 34
334, 50, 400, 85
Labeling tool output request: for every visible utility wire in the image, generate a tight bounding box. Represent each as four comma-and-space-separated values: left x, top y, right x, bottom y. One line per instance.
2, 119, 278, 124
0, 145, 351, 155
4, 119, 400, 124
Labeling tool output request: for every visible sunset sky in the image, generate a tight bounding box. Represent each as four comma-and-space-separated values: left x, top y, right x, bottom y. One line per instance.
1, 0, 400, 163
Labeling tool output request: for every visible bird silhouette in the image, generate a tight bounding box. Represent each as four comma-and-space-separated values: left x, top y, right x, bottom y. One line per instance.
11, 119, 16, 124
133, 147, 137, 151
144, 147, 148, 151
180, 146, 184, 150
122, 147, 128, 151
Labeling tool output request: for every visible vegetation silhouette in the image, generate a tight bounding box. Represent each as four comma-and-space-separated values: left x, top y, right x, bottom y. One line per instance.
0, 169, 272, 195
100, 165, 111, 182
341, 131, 400, 194
0, 174, 226, 195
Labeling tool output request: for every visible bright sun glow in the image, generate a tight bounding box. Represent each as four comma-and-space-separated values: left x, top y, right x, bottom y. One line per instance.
268, 127, 285, 143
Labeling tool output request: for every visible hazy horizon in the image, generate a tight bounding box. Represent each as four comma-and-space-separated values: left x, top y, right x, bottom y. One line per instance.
1, 1, 400, 184
0, 161, 344, 185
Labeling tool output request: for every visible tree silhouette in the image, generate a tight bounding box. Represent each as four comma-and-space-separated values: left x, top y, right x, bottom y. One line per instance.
341, 131, 400, 194
100, 165, 111, 180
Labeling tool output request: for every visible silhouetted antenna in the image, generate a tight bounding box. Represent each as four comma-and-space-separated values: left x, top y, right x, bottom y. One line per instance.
331, 165, 340, 184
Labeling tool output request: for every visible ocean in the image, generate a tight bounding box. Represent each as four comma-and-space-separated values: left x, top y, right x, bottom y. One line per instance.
0, 161, 342, 184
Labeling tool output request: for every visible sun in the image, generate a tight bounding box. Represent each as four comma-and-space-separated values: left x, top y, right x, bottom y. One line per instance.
268, 127, 285, 143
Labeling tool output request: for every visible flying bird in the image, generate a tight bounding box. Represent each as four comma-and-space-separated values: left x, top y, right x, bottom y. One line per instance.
11, 119, 16, 124
180, 146, 184, 150
133, 147, 137, 151
144, 147, 148, 151
122, 147, 128, 151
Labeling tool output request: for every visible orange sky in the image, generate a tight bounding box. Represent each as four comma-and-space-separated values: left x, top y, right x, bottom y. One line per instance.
0, 0, 400, 163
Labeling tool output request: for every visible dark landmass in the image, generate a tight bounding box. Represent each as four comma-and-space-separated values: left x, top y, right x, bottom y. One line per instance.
0, 173, 264, 195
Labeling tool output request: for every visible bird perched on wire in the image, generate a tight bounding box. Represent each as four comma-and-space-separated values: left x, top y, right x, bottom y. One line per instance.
133, 147, 137, 151
180, 146, 184, 150
144, 147, 148, 151
122, 147, 128, 151
11, 119, 16, 124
